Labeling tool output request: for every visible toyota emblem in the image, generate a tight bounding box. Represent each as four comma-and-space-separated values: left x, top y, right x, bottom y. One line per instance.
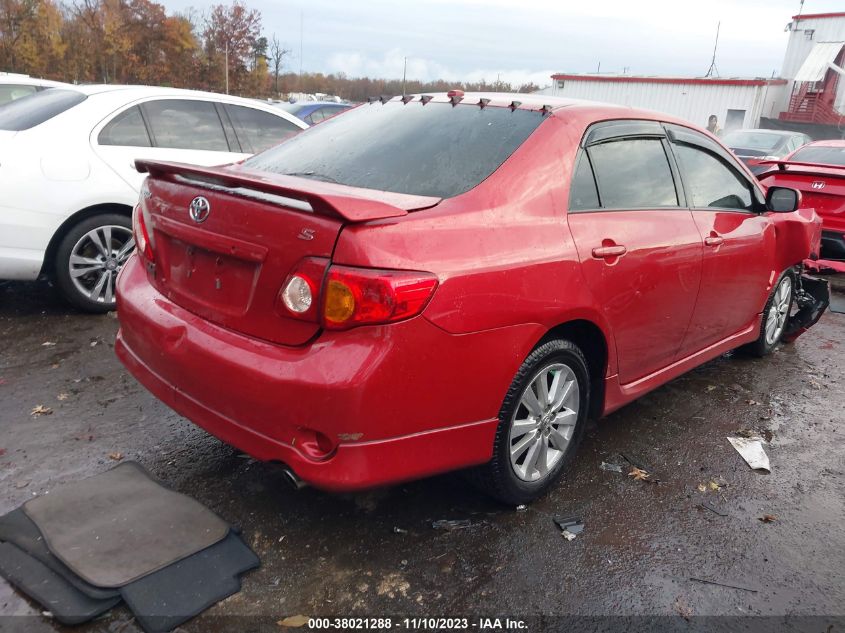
189, 196, 211, 223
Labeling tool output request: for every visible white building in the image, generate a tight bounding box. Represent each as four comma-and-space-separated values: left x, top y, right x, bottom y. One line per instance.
534, 11, 845, 132
535, 75, 786, 132
776, 11, 845, 125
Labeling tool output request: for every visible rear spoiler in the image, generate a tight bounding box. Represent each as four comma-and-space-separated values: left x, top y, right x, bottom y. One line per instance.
135, 159, 441, 222
756, 160, 845, 181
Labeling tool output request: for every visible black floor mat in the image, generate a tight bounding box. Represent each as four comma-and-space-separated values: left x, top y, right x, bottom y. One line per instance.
23, 461, 229, 587
120, 531, 259, 633
0, 508, 119, 600
0, 542, 121, 625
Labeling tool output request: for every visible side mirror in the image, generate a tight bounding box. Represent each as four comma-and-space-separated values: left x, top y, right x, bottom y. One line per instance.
766, 186, 801, 213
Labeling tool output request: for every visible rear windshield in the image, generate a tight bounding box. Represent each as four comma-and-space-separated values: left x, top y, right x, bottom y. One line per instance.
0, 88, 87, 131
789, 145, 845, 167
722, 131, 784, 151
244, 100, 546, 198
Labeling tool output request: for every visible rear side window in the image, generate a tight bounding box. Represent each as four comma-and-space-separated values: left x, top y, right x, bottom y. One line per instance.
673, 144, 753, 210
569, 154, 600, 210
98, 106, 151, 147
0, 84, 37, 104
588, 139, 678, 208
143, 99, 228, 151
225, 104, 301, 153
0, 89, 87, 131
244, 100, 545, 198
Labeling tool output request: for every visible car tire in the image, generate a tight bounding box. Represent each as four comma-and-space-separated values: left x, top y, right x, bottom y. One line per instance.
54, 213, 134, 313
469, 339, 590, 505
743, 269, 795, 358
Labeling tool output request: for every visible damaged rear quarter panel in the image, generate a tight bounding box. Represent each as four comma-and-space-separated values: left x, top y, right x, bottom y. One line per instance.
768, 206, 823, 274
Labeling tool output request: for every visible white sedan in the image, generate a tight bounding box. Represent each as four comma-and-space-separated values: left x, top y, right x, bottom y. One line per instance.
0, 73, 73, 105
0, 84, 308, 311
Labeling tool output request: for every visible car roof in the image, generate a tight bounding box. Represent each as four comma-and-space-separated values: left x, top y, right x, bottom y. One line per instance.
0, 74, 71, 88
387, 92, 702, 128
723, 129, 804, 137
71, 84, 267, 101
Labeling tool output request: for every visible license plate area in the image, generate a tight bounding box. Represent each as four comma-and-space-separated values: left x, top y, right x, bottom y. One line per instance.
160, 236, 258, 316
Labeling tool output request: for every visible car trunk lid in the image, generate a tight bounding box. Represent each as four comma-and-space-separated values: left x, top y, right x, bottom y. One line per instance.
135, 160, 440, 345
758, 162, 845, 231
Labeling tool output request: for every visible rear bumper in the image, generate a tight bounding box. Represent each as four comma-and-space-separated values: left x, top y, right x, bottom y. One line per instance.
114, 257, 529, 491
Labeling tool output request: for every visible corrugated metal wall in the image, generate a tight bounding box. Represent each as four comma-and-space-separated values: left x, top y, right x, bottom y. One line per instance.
548, 80, 772, 131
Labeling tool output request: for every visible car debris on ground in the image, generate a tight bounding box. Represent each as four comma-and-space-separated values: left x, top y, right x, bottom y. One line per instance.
599, 461, 623, 473
727, 436, 771, 472
553, 516, 584, 541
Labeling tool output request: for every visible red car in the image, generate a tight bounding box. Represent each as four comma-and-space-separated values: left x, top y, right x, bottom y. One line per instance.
115, 93, 828, 504
756, 139, 845, 273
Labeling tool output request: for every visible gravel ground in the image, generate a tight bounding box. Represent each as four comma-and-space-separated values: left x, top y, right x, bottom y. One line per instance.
1, 278, 843, 632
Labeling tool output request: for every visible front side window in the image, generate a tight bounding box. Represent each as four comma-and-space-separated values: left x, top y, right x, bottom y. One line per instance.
673, 144, 753, 211
588, 138, 678, 208
98, 106, 151, 147
244, 100, 545, 198
143, 99, 228, 151
225, 105, 301, 153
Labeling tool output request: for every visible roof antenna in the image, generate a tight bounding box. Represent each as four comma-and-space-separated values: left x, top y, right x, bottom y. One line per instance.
704, 21, 720, 77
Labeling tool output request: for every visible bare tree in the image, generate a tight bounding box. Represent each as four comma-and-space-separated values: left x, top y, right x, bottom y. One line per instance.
267, 34, 289, 96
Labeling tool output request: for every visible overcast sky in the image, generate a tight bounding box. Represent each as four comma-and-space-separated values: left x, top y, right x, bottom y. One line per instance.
163, 0, 843, 86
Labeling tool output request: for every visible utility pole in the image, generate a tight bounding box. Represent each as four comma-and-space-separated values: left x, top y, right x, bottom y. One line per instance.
402, 57, 407, 96
299, 10, 303, 92
224, 41, 229, 94
705, 21, 720, 77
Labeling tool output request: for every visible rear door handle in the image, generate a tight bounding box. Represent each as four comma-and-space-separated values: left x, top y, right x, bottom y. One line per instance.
591, 245, 627, 258
704, 236, 724, 247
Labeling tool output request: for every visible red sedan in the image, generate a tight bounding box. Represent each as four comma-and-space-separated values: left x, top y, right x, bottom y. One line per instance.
756, 139, 845, 272
116, 93, 828, 504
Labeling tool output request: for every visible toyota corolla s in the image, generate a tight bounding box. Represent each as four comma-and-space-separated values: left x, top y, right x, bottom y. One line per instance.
115, 92, 828, 504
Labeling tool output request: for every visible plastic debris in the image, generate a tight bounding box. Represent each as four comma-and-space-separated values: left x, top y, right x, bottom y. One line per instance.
758, 514, 778, 523
431, 519, 473, 531
515, 504, 527, 512
727, 436, 771, 472
393, 526, 408, 534
553, 516, 584, 540
599, 462, 623, 473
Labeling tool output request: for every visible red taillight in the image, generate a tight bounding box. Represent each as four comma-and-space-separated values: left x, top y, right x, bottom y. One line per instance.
278, 261, 439, 330
321, 266, 438, 330
132, 204, 154, 262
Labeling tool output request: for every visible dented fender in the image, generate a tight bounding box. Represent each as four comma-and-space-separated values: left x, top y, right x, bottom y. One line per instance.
769, 207, 823, 274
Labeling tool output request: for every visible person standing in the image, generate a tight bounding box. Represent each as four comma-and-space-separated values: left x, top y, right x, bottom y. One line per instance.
706, 114, 721, 136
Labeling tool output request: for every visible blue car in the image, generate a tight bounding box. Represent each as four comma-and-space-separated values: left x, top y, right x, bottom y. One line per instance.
275, 101, 353, 125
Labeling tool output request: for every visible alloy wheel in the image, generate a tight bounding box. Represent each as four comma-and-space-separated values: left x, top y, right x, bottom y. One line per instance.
68, 225, 135, 305
764, 276, 792, 346
509, 363, 580, 482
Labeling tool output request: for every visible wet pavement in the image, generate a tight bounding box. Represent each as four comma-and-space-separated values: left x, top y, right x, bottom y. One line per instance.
1, 278, 844, 631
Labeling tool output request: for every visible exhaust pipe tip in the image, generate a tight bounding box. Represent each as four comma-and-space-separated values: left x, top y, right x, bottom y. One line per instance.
281, 467, 308, 491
